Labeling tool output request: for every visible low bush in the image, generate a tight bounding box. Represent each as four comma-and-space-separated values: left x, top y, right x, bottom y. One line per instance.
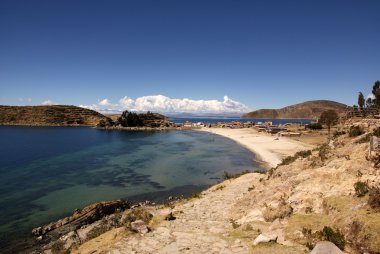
333, 130, 346, 138
278, 150, 312, 166
349, 125, 364, 137
296, 150, 312, 158
222, 170, 251, 180
51, 241, 65, 254
263, 199, 293, 222
306, 123, 322, 130
320, 226, 345, 250
373, 127, 380, 137
368, 187, 380, 209
122, 208, 153, 228
318, 144, 330, 162
354, 181, 369, 197
86, 222, 109, 240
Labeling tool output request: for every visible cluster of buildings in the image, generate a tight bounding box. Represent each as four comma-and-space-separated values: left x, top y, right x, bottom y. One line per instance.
178, 120, 302, 137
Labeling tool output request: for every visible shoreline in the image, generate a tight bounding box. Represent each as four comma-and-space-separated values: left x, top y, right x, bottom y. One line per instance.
198, 127, 314, 168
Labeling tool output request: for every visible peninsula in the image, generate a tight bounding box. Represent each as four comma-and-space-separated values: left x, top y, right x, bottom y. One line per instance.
0, 105, 110, 126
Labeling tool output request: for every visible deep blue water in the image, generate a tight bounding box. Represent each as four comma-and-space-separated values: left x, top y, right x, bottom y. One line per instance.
169, 117, 313, 125
0, 126, 261, 252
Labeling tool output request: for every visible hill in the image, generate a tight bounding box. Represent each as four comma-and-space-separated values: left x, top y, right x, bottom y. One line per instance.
241, 100, 348, 119
0, 105, 110, 126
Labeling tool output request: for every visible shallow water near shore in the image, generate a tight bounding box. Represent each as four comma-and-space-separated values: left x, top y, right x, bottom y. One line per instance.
0, 126, 261, 252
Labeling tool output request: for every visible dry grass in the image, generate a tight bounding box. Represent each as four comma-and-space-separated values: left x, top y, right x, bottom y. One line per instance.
250, 242, 308, 254
71, 227, 129, 254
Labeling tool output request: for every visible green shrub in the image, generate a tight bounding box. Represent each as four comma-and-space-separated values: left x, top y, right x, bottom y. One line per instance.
318, 144, 330, 162
263, 199, 293, 222
222, 170, 251, 180
280, 155, 297, 165
354, 181, 369, 197
320, 226, 345, 250
278, 150, 312, 166
368, 187, 380, 209
86, 223, 109, 240
306, 123, 322, 130
349, 125, 364, 137
122, 208, 153, 229
333, 131, 346, 138
51, 241, 65, 254
373, 127, 380, 137
190, 192, 201, 198
295, 150, 312, 158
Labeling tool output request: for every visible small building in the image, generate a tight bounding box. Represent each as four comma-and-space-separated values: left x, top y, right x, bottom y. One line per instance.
183, 121, 193, 128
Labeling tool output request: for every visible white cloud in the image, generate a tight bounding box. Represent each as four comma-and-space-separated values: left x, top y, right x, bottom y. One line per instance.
99, 98, 111, 106
18, 97, 32, 102
80, 95, 250, 114
41, 99, 58, 105
367, 93, 375, 100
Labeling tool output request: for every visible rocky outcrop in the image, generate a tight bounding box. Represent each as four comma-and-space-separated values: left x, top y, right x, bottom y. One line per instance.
32, 200, 130, 237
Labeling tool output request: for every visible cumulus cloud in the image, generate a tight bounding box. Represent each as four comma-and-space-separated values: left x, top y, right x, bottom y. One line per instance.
80, 95, 250, 114
99, 98, 111, 106
41, 99, 58, 105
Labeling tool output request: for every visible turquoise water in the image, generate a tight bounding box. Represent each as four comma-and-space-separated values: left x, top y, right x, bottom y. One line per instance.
0, 126, 262, 252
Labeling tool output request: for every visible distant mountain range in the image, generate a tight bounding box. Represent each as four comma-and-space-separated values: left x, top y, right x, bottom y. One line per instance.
0, 105, 110, 126
241, 100, 348, 119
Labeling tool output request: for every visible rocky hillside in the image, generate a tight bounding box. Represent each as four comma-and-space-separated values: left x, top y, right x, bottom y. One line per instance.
242, 100, 348, 119
0, 105, 110, 126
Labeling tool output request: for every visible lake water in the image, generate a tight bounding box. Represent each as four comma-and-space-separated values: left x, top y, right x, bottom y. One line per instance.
0, 126, 261, 252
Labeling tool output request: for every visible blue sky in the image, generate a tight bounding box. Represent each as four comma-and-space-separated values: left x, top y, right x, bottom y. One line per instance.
0, 0, 379, 113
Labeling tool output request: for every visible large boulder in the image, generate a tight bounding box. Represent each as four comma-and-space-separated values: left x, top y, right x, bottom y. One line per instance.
310, 241, 344, 254
32, 199, 130, 237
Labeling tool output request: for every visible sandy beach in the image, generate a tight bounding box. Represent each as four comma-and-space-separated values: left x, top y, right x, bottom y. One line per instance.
198, 127, 314, 168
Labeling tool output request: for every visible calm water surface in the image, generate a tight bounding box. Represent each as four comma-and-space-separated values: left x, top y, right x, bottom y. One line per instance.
0, 126, 262, 251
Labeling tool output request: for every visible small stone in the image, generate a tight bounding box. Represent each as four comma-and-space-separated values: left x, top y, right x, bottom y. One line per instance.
130, 220, 149, 234
253, 232, 278, 245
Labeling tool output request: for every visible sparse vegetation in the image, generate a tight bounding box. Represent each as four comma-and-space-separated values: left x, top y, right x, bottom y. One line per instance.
354, 181, 369, 197
301, 226, 345, 251
333, 130, 346, 138
368, 187, 380, 209
214, 185, 225, 191
222, 170, 251, 180
87, 221, 109, 240
122, 208, 153, 229
320, 226, 345, 250
51, 241, 65, 254
305, 207, 313, 214
229, 219, 240, 229
263, 197, 293, 222
306, 122, 322, 130
191, 192, 201, 199
373, 127, 380, 138
278, 150, 312, 166
318, 144, 330, 162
